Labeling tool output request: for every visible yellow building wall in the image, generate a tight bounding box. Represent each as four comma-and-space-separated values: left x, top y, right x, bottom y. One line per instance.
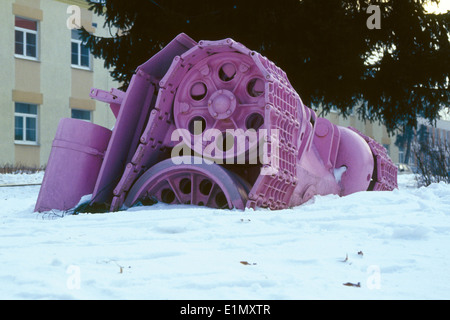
0, 0, 118, 167
0, 0, 16, 165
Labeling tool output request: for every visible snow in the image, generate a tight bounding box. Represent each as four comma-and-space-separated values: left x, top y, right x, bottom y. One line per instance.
333, 165, 347, 183
1, 172, 450, 300
0, 171, 44, 186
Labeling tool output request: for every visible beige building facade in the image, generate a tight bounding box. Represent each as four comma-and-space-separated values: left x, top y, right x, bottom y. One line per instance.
0, 0, 117, 168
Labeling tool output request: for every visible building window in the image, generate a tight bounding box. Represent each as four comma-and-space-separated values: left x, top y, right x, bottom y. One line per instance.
71, 109, 92, 122
15, 103, 38, 144
71, 29, 90, 69
15, 17, 38, 60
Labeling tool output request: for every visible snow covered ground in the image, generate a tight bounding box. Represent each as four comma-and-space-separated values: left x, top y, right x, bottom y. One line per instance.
1, 172, 449, 300
0, 171, 44, 186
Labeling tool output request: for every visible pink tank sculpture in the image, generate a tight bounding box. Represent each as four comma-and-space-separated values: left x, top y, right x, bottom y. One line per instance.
35, 33, 397, 213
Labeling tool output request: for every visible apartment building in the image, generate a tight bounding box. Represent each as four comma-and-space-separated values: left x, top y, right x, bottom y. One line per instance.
0, 0, 117, 168
430, 119, 450, 147
404, 118, 450, 166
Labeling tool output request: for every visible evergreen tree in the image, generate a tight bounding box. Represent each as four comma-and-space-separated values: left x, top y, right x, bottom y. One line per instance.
81, 0, 449, 133
395, 124, 415, 163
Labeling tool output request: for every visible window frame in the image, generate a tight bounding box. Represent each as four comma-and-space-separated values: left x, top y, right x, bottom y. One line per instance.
71, 108, 92, 122
14, 103, 39, 145
71, 29, 91, 70
14, 16, 39, 61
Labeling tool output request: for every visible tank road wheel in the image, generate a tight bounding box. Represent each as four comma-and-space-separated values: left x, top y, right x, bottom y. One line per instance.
124, 157, 250, 210
173, 52, 267, 163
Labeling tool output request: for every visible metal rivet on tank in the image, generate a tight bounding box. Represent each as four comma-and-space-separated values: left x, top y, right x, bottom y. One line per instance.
239, 63, 250, 73
200, 65, 210, 76
315, 122, 329, 137
181, 103, 190, 113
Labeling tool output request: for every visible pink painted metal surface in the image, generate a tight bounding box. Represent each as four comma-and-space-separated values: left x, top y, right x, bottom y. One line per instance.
35, 118, 111, 212
124, 156, 250, 210
35, 33, 397, 213
90, 33, 197, 206
89, 88, 125, 118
